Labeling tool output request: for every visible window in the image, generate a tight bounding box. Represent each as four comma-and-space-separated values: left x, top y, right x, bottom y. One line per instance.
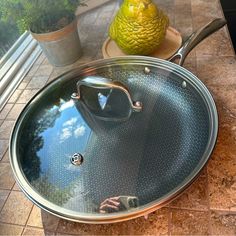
0, 19, 20, 59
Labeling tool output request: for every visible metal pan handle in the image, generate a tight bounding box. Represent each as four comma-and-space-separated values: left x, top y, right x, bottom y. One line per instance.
169, 18, 227, 66
71, 76, 142, 112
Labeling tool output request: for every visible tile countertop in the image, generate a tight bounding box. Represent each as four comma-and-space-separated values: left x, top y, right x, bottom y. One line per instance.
0, 0, 236, 235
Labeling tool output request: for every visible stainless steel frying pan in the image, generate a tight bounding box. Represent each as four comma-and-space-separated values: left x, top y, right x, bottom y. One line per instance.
10, 18, 225, 223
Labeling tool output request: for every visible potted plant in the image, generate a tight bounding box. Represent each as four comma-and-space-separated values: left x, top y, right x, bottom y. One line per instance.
0, 0, 86, 66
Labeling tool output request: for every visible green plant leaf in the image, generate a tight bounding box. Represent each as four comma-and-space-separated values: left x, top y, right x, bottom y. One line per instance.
0, 0, 86, 33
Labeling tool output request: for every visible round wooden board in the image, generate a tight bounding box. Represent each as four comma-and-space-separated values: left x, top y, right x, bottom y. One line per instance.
102, 27, 182, 60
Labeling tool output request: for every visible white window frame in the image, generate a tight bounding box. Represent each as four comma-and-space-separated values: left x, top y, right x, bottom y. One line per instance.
0, 32, 42, 109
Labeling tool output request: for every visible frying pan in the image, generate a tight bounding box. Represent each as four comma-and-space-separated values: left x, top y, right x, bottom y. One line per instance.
10, 18, 225, 223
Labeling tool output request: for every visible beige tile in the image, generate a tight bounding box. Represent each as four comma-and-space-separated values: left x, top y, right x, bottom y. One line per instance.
48, 72, 58, 83
79, 9, 100, 27
208, 104, 236, 211
170, 170, 208, 210
191, 0, 234, 57
195, 29, 234, 57
1, 149, 9, 163
23, 227, 54, 236
0, 104, 14, 119
48, 66, 72, 82
27, 64, 40, 77
84, 26, 106, 44
34, 65, 53, 77
23, 76, 33, 83
54, 64, 73, 73
27, 76, 49, 89
57, 208, 169, 235
18, 82, 28, 90
0, 189, 10, 210
0, 163, 15, 190
182, 57, 197, 75
174, 0, 193, 38
94, 50, 104, 60
34, 53, 46, 66
0, 120, 15, 140
191, 0, 223, 26
71, 59, 86, 68
17, 89, 39, 104
50, 68, 64, 78
170, 209, 209, 235
210, 85, 236, 112
0, 140, 8, 161
197, 56, 236, 87
6, 103, 25, 120
8, 89, 23, 103
210, 211, 236, 235
0, 191, 33, 225
0, 222, 24, 236
13, 182, 21, 191
42, 57, 51, 65
27, 205, 59, 231
79, 42, 99, 60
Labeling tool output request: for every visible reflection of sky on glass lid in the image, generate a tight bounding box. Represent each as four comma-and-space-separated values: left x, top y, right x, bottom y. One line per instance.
37, 99, 92, 188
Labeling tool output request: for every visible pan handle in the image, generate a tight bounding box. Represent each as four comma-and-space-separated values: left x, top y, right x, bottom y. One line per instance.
169, 18, 227, 66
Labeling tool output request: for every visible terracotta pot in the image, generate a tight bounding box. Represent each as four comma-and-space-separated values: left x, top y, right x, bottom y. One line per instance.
31, 19, 82, 67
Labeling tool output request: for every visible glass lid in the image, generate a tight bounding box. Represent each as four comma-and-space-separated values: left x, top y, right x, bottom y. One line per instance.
10, 57, 217, 223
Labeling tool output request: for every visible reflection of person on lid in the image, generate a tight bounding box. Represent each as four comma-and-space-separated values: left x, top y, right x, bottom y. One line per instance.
99, 196, 139, 214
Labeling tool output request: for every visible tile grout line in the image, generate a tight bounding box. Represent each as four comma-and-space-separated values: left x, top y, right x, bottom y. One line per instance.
0, 221, 25, 236
168, 206, 209, 212
12, 188, 21, 192
0, 156, 14, 214
167, 207, 172, 236
23, 224, 45, 230
0, 190, 11, 213
3, 118, 16, 122
22, 225, 55, 235
0, 105, 13, 120
55, 218, 62, 235
205, 166, 213, 235
0, 148, 8, 162
0, 186, 17, 192
15, 102, 27, 105
3, 177, 20, 215
44, 66, 54, 86
0, 220, 26, 228
17, 74, 32, 93
21, 227, 26, 236
21, 203, 35, 236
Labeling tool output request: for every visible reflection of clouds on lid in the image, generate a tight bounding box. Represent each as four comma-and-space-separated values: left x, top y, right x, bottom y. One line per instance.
59, 99, 74, 112
64, 163, 80, 172
63, 117, 77, 127
59, 116, 86, 143
74, 125, 86, 138
60, 127, 73, 143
